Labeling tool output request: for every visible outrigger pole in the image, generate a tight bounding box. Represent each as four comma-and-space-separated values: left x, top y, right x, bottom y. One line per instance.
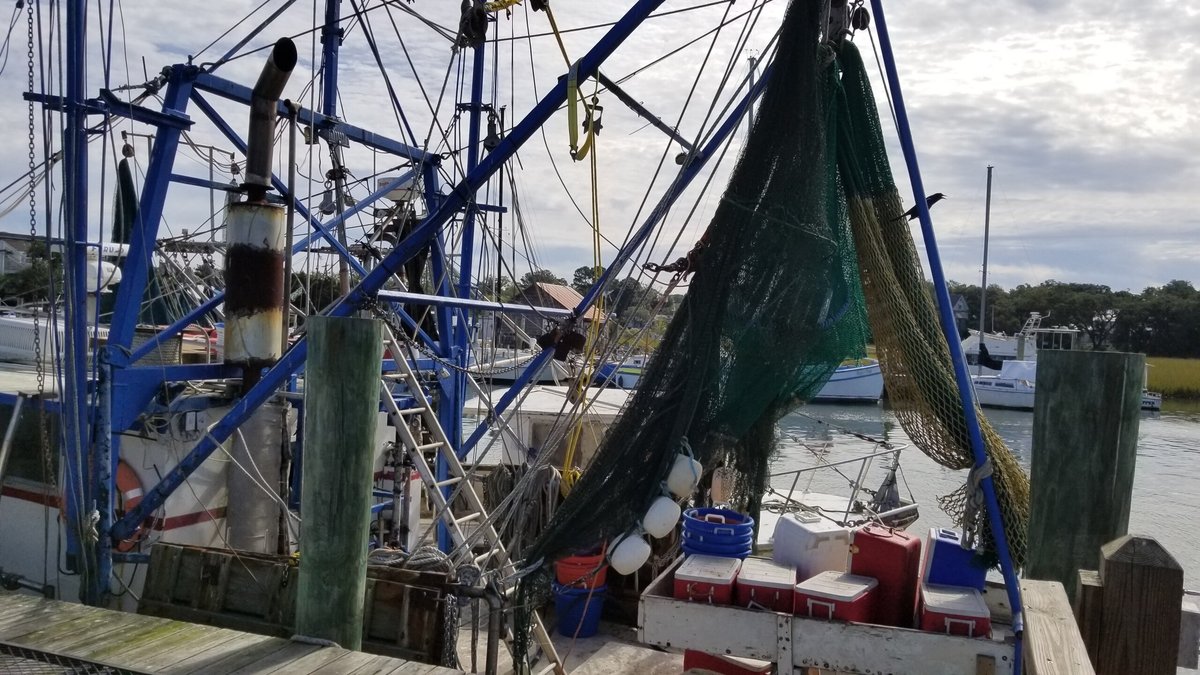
868, 1, 1025, 673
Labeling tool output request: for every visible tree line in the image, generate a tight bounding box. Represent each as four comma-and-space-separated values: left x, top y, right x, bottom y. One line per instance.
947, 279, 1200, 358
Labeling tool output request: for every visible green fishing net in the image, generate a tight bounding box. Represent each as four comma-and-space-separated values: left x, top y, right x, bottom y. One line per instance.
511, 0, 1030, 667
513, 0, 869, 663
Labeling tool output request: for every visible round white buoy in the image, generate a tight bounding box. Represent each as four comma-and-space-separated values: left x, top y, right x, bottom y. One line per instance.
666, 453, 703, 498
643, 496, 682, 539
609, 531, 651, 575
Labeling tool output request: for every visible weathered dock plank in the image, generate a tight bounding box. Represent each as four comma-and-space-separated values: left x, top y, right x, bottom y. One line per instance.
164, 631, 284, 674
0, 591, 452, 675
1021, 579, 1094, 675
223, 640, 322, 673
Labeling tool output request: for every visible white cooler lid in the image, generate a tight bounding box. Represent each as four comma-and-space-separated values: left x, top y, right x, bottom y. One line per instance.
921, 583, 990, 619
737, 557, 795, 590
677, 554, 742, 584
779, 512, 850, 536
795, 570, 877, 601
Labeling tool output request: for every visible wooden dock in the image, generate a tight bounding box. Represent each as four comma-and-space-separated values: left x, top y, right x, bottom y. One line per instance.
0, 591, 462, 674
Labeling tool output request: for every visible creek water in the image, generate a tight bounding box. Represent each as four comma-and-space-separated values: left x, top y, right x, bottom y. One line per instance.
774, 401, 1200, 587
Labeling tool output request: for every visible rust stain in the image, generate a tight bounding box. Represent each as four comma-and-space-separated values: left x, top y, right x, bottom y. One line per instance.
225, 243, 285, 315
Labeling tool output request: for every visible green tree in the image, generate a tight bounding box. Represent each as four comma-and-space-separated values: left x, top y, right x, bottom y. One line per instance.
571, 265, 603, 295
517, 268, 567, 289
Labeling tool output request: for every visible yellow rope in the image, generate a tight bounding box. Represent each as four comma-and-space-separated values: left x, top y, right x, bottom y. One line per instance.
561, 80, 605, 496
484, 0, 522, 11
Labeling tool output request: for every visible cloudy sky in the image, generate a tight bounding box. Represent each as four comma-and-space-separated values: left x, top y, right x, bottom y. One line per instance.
0, 0, 1195, 296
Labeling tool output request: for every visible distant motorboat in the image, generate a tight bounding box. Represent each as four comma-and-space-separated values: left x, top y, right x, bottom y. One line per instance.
972, 359, 1163, 412
594, 355, 884, 404
810, 359, 884, 404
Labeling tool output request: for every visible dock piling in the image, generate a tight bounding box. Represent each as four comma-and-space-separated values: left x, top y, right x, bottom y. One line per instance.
1026, 350, 1143, 600
294, 315, 382, 650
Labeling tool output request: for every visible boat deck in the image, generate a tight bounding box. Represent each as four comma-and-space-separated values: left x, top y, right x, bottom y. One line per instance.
0, 591, 461, 674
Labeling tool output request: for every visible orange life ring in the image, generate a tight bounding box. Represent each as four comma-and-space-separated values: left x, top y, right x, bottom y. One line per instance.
115, 459, 148, 552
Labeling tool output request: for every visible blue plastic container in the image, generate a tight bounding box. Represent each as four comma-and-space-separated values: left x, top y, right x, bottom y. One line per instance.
682, 541, 752, 559
682, 528, 754, 546
682, 508, 755, 536
923, 528, 988, 590
554, 583, 606, 638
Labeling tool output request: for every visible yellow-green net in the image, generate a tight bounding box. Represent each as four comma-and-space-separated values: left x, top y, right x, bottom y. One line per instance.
835, 40, 1029, 567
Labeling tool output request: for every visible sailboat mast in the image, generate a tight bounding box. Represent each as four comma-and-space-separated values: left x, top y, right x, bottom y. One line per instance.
976, 164, 993, 375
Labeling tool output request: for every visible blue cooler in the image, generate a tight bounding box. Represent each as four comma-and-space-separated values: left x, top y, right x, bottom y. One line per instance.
922, 528, 988, 590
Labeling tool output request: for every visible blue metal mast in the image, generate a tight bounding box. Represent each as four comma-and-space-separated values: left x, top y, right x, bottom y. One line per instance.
62, 0, 100, 602
868, 1, 1025, 672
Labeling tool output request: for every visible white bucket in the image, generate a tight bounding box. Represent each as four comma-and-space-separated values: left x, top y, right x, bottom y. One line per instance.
666, 454, 703, 498
609, 531, 651, 575
643, 496, 681, 539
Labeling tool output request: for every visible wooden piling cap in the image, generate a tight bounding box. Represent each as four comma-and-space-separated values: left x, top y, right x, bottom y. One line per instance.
1099, 535, 1181, 574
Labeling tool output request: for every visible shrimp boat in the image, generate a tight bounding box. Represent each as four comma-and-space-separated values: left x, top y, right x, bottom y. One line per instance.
0, 0, 1048, 673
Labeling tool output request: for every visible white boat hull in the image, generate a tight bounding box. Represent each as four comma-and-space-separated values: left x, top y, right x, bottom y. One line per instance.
812, 361, 884, 403
468, 353, 571, 383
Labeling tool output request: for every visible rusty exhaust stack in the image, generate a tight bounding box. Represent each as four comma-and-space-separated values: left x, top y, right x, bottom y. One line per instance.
244, 38, 297, 203
224, 38, 295, 390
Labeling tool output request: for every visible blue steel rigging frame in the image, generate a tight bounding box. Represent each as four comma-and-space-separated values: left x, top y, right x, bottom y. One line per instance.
38, 1, 1021, 670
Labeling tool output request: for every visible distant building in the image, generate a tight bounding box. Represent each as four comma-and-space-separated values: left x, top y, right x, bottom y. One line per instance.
490, 282, 607, 348
0, 232, 42, 276
950, 293, 970, 336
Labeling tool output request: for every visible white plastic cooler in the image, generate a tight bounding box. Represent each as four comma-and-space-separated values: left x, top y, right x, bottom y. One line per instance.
772, 512, 851, 579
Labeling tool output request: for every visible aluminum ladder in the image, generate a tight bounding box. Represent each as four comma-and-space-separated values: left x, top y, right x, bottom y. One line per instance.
377, 325, 565, 675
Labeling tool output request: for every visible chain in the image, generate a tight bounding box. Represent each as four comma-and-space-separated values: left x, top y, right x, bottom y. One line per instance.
26, 0, 54, 493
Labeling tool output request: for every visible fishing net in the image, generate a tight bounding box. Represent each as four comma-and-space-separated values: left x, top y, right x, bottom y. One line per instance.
513, 0, 869, 662
510, 1, 1030, 666
833, 41, 1029, 565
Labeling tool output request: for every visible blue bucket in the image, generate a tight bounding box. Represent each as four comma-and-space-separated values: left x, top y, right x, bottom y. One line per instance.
682, 508, 755, 537
682, 539, 752, 559
682, 528, 754, 546
554, 583, 606, 638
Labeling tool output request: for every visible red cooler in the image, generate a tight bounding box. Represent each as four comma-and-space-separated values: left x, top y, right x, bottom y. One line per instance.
674, 554, 741, 605
793, 571, 877, 622
682, 650, 773, 675
919, 583, 992, 638
849, 524, 921, 626
734, 557, 795, 612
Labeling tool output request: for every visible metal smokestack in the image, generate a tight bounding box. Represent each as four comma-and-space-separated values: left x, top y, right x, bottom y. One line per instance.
225, 38, 295, 389
244, 38, 297, 202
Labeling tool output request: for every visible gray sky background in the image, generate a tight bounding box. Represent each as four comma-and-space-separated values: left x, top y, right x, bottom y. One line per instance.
0, 0, 1194, 295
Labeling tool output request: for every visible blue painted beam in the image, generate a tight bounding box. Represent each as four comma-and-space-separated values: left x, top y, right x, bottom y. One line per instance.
108, 74, 195, 348
112, 0, 670, 540
869, 1, 1024, 672
376, 290, 572, 318
459, 61, 774, 461
191, 70, 437, 164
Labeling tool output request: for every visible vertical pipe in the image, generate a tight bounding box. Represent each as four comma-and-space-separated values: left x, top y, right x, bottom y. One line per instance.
436, 32, 487, 552
320, 0, 341, 119
867, 2, 1024, 671
283, 102, 299, 356
63, 0, 95, 600
95, 355, 114, 601
295, 315, 381, 650
976, 165, 992, 375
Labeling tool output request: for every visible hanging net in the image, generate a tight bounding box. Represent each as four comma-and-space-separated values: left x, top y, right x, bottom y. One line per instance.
511, 0, 1030, 665
513, 0, 869, 662
834, 39, 1030, 566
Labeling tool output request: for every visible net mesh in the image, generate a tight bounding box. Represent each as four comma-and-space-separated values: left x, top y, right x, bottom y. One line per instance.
834, 39, 1029, 566
510, 0, 1030, 665
514, 0, 869, 662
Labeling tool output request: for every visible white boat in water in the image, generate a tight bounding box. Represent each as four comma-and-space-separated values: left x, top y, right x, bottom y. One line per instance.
596, 356, 885, 403
811, 359, 885, 403
972, 358, 1163, 412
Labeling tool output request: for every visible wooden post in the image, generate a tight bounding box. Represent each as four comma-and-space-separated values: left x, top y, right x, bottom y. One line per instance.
294, 316, 382, 650
1073, 569, 1104, 666
1026, 350, 1143, 601
1095, 535, 1183, 674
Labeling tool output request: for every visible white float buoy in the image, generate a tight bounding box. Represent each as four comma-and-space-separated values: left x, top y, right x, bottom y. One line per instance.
643, 496, 682, 539
609, 531, 652, 575
666, 453, 703, 498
